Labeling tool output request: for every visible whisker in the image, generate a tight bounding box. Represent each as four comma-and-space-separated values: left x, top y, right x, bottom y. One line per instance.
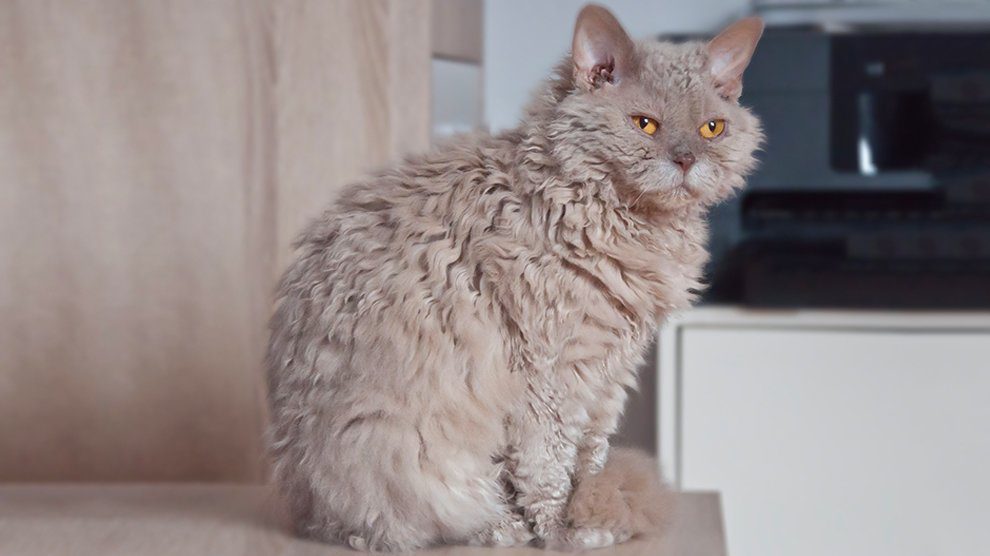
630, 188, 648, 209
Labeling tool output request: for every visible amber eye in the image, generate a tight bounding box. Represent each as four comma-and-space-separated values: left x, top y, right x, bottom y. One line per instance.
633, 116, 659, 136
699, 119, 726, 139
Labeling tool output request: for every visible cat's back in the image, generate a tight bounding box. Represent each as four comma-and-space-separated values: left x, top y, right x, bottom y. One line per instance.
295, 131, 517, 272
267, 131, 522, 391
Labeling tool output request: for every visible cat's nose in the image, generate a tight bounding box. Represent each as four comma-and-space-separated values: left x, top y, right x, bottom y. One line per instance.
673, 152, 696, 172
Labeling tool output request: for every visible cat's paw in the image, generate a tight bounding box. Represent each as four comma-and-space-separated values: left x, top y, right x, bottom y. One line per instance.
568, 527, 616, 550
543, 527, 617, 551
469, 517, 535, 547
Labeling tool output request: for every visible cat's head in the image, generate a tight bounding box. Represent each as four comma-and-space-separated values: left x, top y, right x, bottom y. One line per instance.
537, 5, 764, 210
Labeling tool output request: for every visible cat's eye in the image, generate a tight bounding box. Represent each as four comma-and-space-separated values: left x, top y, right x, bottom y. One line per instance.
699, 119, 726, 139
633, 116, 659, 136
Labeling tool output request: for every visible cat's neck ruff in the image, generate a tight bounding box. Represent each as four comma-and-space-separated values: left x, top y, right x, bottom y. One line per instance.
501, 124, 708, 324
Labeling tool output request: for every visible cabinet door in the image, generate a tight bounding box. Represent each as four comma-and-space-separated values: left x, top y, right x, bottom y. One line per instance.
679, 328, 990, 556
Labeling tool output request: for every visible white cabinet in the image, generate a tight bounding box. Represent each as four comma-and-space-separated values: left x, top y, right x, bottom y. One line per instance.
656, 309, 990, 556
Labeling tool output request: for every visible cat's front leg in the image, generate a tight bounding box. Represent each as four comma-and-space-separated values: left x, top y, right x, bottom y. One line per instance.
506, 406, 617, 550
577, 432, 610, 477
505, 407, 578, 545
576, 381, 628, 478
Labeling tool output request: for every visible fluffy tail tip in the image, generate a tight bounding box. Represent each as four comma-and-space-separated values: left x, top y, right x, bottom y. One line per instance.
567, 447, 675, 542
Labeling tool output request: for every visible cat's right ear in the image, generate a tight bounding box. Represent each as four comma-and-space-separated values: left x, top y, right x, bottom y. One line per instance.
571, 4, 634, 91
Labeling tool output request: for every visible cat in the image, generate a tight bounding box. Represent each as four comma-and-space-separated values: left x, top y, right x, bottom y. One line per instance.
265, 4, 763, 552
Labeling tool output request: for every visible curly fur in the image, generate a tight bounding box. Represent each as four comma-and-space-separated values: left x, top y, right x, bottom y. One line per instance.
265, 6, 762, 552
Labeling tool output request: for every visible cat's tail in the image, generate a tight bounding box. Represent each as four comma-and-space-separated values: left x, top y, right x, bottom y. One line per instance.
567, 447, 675, 543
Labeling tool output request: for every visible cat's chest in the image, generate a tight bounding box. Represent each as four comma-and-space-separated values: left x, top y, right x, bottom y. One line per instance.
565, 234, 704, 326
546, 269, 654, 378
547, 223, 707, 376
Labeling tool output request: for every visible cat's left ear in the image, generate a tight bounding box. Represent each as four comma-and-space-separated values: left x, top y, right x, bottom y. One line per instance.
706, 17, 764, 101
572, 4, 635, 91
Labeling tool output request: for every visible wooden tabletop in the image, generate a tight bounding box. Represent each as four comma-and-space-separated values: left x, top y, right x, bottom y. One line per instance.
0, 484, 726, 556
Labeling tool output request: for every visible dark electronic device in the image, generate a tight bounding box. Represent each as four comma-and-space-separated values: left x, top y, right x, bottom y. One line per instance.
705, 27, 990, 309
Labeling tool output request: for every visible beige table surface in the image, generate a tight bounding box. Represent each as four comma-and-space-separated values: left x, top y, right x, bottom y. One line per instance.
0, 484, 726, 556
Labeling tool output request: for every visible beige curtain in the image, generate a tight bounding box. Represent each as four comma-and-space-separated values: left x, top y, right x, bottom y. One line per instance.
0, 0, 430, 482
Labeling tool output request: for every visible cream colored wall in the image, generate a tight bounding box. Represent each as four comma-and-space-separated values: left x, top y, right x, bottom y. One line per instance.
0, 0, 430, 482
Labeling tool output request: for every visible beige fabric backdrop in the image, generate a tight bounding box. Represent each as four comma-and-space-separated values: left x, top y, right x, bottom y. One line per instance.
0, 0, 430, 482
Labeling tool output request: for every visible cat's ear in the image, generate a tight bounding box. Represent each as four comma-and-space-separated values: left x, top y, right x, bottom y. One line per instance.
706, 17, 764, 101
571, 4, 635, 91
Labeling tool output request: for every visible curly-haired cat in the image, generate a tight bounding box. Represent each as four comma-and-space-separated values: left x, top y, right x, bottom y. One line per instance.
266, 5, 763, 551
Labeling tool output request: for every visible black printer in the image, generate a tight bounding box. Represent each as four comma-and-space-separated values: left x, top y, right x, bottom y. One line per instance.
706, 27, 990, 309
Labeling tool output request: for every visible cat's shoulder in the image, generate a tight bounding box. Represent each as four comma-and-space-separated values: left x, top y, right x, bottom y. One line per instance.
414, 130, 517, 173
